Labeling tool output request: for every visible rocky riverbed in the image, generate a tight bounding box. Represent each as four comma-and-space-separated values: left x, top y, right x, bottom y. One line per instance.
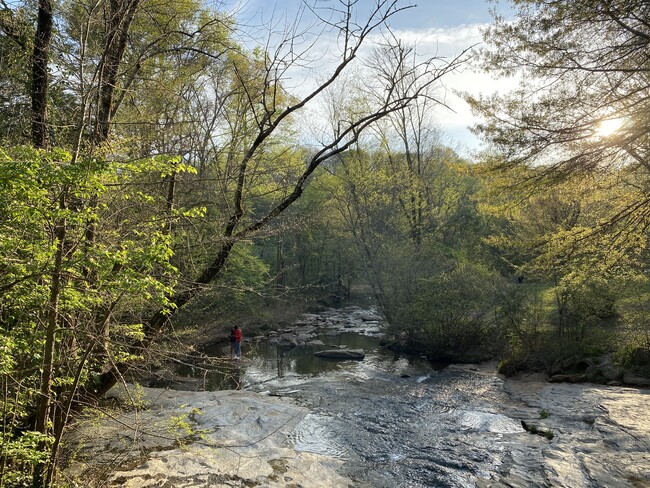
64, 307, 650, 487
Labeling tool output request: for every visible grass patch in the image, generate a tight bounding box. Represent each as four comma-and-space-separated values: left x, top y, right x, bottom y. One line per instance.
521, 420, 554, 440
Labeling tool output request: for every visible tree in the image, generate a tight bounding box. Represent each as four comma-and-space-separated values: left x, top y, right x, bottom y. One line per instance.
0, 147, 183, 486
30, 0, 53, 148
325, 138, 494, 351
0, 2, 33, 144
468, 0, 650, 234
90, 0, 469, 398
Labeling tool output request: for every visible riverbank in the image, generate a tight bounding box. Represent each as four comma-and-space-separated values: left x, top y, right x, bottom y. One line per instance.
64, 364, 650, 487
156, 303, 650, 392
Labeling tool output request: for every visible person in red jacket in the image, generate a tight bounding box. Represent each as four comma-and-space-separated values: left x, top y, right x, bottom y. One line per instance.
229, 326, 236, 358
232, 325, 243, 359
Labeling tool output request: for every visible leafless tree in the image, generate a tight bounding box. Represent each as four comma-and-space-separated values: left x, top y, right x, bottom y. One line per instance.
92, 0, 469, 396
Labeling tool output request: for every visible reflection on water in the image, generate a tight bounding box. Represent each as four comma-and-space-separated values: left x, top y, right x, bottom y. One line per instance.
184, 331, 420, 391
179, 331, 430, 391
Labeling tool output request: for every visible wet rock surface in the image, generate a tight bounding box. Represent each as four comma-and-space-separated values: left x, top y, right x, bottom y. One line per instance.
67, 307, 650, 487
314, 348, 366, 359
65, 387, 352, 487
264, 306, 384, 348
499, 373, 650, 488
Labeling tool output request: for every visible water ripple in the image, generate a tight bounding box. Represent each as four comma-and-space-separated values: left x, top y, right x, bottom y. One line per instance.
288, 413, 349, 460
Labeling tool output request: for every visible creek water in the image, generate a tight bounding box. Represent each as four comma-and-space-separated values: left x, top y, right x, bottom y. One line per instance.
180, 308, 525, 487
171, 306, 649, 487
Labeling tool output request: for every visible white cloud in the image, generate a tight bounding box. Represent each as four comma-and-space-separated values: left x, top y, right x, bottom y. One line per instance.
388, 24, 518, 156
393, 24, 484, 55
231, 9, 516, 158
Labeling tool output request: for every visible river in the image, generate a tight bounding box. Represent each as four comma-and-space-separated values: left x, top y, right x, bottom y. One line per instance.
69, 306, 650, 487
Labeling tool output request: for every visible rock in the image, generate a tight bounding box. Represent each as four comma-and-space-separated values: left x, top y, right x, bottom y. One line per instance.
548, 373, 586, 383
585, 365, 602, 381
269, 389, 300, 397
548, 359, 565, 377
360, 314, 382, 322
598, 357, 623, 381
607, 380, 622, 386
314, 349, 365, 360
550, 357, 592, 376
296, 333, 314, 344
269, 334, 299, 348
623, 373, 650, 387
307, 340, 325, 346
67, 387, 352, 487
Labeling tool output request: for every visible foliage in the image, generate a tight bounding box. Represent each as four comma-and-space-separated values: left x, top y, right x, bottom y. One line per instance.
0, 147, 184, 485
404, 258, 504, 353
324, 140, 504, 354
474, 158, 649, 366
615, 282, 650, 373
4, 0, 650, 484
470, 0, 650, 312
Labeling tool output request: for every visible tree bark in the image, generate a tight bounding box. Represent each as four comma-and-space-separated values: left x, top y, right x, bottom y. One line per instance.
31, 0, 53, 148
95, 0, 141, 144
32, 195, 66, 488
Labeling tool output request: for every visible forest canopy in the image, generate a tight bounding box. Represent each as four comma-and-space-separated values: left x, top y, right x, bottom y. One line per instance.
1, 0, 650, 486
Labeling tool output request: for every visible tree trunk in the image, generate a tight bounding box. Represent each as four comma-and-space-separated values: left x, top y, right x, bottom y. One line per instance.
95, 0, 141, 144
92, 239, 236, 397
31, 0, 53, 148
32, 196, 66, 487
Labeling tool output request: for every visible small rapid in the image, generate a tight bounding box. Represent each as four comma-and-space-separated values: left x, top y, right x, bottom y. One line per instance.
186, 306, 524, 486
171, 306, 650, 487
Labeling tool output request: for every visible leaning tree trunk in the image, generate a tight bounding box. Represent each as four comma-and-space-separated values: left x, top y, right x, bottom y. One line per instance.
32, 195, 66, 488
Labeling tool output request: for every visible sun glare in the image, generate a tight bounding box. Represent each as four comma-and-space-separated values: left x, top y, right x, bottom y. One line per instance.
595, 118, 623, 137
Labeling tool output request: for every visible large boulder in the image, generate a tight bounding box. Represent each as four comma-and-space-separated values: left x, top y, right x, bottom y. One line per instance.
623, 373, 650, 387
314, 349, 365, 360
268, 333, 299, 348
550, 357, 592, 376
598, 357, 623, 381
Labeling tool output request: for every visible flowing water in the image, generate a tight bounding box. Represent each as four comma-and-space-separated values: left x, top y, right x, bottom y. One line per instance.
173, 306, 649, 487
177, 308, 524, 487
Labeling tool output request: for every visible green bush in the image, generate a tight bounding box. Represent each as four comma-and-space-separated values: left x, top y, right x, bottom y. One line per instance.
387, 253, 505, 355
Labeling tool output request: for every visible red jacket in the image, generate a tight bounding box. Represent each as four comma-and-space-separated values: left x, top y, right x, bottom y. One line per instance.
233, 328, 243, 342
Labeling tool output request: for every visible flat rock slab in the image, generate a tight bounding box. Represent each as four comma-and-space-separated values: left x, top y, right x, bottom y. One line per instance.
502, 377, 650, 487
314, 349, 365, 360
64, 386, 352, 487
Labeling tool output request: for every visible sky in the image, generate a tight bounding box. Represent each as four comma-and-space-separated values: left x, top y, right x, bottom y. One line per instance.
225, 0, 516, 158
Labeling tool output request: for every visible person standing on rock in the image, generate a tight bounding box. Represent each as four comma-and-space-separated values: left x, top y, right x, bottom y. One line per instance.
229, 326, 237, 358
233, 325, 243, 359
